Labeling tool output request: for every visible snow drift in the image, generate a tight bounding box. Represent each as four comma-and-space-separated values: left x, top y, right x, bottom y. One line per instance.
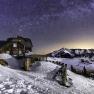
0, 53, 21, 68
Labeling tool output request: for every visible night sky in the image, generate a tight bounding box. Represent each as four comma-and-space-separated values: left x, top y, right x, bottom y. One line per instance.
0, 0, 94, 54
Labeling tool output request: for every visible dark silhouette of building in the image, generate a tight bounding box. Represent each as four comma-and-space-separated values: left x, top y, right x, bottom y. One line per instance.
0, 36, 33, 57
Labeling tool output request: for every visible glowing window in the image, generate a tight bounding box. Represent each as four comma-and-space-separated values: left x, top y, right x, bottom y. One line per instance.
13, 43, 17, 47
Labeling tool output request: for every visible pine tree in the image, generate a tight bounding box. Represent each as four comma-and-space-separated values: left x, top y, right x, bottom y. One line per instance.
71, 65, 76, 72
60, 64, 67, 86
83, 66, 88, 77
63, 64, 67, 82
71, 65, 74, 72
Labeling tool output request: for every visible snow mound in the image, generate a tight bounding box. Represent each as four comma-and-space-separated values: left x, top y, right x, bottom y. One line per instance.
0, 53, 20, 68
0, 53, 12, 59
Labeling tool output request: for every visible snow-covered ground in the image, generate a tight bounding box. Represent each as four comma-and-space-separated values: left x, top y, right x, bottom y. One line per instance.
0, 54, 94, 94
47, 57, 94, 73
0, 61, 94, 93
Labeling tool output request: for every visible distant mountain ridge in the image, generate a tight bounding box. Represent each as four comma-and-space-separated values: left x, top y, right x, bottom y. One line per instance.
48, 48, 94, 58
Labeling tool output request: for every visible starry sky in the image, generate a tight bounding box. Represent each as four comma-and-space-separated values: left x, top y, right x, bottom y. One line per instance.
0, 0, 94, 54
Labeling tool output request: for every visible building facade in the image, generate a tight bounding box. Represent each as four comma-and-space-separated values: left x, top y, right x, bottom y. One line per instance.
0, 36, 33, 57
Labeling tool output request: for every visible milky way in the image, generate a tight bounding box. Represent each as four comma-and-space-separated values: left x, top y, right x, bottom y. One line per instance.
0, 0, 94, 54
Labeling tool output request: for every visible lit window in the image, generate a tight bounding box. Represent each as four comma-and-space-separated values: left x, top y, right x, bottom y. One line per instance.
6, 51, 10, 54
19, 50, 22, 54
13, 43, 17, 47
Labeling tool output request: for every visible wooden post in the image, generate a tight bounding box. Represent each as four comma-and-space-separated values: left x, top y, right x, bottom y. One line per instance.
24, 58, 31, 71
